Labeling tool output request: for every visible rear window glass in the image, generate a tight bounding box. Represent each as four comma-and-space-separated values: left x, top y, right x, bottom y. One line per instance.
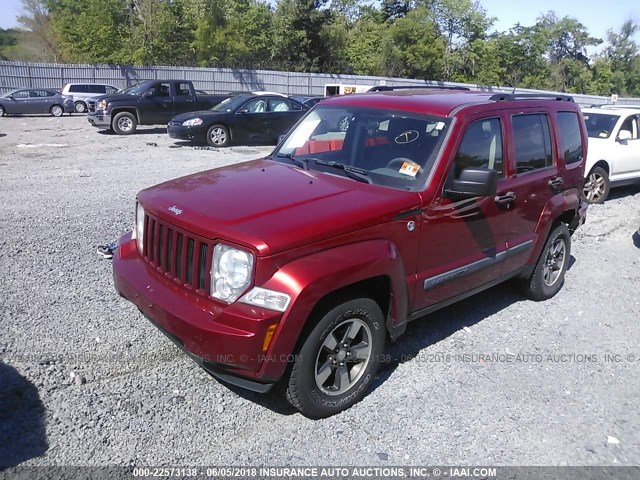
512, 114, 553, 173
556, 112, 583, 164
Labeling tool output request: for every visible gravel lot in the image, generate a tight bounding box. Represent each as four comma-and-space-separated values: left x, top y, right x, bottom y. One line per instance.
1, 114, 639, 468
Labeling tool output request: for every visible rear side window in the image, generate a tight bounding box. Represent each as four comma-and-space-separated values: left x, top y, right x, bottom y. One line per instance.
453, 117, 504, 177
556, 112, 583, 164
512, 114, 553, 173
176, 83, 192, 96
87, 85, 106, 94
69, 85, 88, 93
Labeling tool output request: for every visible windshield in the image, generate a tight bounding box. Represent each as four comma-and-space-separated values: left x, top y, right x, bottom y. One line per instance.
119, 83, 149, 95
275, 106, 450, 191
583, 113, 620, 138
210, 95, 248, 112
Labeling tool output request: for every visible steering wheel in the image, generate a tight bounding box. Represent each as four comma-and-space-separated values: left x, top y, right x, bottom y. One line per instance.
385, 157, 422, 174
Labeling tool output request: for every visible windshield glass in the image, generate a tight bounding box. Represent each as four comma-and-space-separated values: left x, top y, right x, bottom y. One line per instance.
583, 113, 620, 138
275, 106, 450, 191
210, 95, 248, 112
120, 83, 149, 95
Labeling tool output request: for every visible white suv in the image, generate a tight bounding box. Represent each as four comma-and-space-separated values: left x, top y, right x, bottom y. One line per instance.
581, 106, 640, 203
61, 83, 119, 113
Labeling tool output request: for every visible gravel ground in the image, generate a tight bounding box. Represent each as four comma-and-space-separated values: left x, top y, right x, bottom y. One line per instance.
1, 115, 639, 468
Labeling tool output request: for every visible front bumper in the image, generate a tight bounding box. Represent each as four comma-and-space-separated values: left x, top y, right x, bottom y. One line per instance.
87, 111, 112, 129
112, 233, 283, 392
167, 122, 206, 141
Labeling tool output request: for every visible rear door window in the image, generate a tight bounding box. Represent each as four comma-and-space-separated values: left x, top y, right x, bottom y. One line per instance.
69, 85, 88, 93
556, 112, 583, 164
512, 114, 554, 173
87, 85, 106, 94
176, 83, 192, 96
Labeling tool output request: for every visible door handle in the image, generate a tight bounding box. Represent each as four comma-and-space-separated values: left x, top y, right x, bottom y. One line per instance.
495, 191, 516, 208
548, 177, 563, 192
186, 99, 194, 103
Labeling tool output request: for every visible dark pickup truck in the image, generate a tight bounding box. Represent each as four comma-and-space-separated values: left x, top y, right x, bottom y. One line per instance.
87, 80, 230, 134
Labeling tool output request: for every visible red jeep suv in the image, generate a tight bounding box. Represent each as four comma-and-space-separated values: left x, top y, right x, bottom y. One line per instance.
113, 89, 588, 418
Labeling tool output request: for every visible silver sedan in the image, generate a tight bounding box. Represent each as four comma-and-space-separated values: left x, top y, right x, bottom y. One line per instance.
0, 89, 75, 117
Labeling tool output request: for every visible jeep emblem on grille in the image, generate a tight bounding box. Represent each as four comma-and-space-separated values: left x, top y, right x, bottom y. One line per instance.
168, 205, 183, 215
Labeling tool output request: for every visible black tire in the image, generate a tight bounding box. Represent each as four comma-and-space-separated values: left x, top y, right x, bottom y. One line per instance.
583, 166, 610, 204
521, 223, 571, 301
74, 101, 87, 113
285, 297, 385, 419
112, 112, 137, 135
206, 124, 230, 147
0, 105, 5, 117
50, 104, 64, 117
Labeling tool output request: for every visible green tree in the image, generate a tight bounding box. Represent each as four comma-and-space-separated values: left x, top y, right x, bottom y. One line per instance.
602, 20, 640, 95
14, 0, 58, 61
48, 0, 133, 64
384, 7, 445, 79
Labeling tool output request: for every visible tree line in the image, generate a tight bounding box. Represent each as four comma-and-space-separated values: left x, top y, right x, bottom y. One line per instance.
1, 0, 639, 97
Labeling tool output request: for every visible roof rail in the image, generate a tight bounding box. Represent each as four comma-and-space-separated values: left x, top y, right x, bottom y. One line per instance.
369, 85, 471, 92
489, 93, 574, 102
599, 104, 640, 110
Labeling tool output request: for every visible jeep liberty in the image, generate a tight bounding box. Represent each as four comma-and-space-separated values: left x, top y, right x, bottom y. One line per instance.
112, 89, 588, 418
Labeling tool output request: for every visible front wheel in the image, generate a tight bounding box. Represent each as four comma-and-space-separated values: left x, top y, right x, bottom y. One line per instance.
583, 166, 610, 204
285, 297, 385, 418
206, 124, 229, 147
50, 104, 64, 117
112, 112, 137, 135
521, 223, 571, 301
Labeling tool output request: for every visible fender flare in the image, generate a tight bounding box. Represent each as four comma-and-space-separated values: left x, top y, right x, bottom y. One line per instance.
110, 107, 140, 123
529, 192, 580, 263
257, 239, 409, 381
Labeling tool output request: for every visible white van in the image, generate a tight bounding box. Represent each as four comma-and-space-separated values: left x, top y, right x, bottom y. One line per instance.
61, 83, 119, 113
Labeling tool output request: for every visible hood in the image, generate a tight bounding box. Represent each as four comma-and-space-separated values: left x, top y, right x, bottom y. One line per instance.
138, 159, 420, 256
171, 110, 225, 123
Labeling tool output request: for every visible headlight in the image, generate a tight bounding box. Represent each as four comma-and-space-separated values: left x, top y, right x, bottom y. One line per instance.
182, 118, 203, 127
211, 244, 254, 303
240, 287, 291, 312
134, 202, 145, 254
97, 100, 108, 110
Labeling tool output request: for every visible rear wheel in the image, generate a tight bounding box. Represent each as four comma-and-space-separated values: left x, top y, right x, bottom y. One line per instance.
50, 104, 64, 117
0, 105, 5, 116
112, 112, 137, 135
521, 223, 571, 301
285, 297, 385, 418
583, 166, 610, 204
74, 101, 87, 113
206, 124, 229, 147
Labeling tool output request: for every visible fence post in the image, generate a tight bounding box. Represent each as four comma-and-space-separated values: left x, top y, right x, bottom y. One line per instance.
28, 65, 32, 88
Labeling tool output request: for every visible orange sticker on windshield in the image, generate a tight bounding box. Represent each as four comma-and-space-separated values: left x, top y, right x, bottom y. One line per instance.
399, 162, 419, 177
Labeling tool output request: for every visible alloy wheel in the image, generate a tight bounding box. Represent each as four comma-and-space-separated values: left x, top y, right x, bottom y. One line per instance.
314, 318, 372, 396
583, 172, 606, 202
542, 236, 566, 287
209, 127, 227, 145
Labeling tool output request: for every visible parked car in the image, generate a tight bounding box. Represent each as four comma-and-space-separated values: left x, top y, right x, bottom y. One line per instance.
167, 93, 308, 147
87, 80, 231, 135
113, 89, 588, 418
0, 89, 74, 117
581, 106, 640, 203
61, 83, 119, 113
290, 95, 324, 108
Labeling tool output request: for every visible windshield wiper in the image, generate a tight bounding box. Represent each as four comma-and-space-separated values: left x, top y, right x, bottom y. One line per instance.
311, 159, 372, 184
275, 153, 309, 170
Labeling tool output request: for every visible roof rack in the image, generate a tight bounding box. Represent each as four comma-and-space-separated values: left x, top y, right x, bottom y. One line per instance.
489, 93, 574, 102
369, 85, 471, 92
599, 104, 640, 110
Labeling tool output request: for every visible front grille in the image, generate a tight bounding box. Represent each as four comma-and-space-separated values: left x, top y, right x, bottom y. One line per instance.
143, 213, 211, 293
87, 100, 96, 113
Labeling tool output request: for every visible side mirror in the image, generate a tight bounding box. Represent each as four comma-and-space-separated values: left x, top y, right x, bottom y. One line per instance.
142, 90, 154, 98
444, 168, 498, 198
617, 129, 632, 143
237, 108, 249, 114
